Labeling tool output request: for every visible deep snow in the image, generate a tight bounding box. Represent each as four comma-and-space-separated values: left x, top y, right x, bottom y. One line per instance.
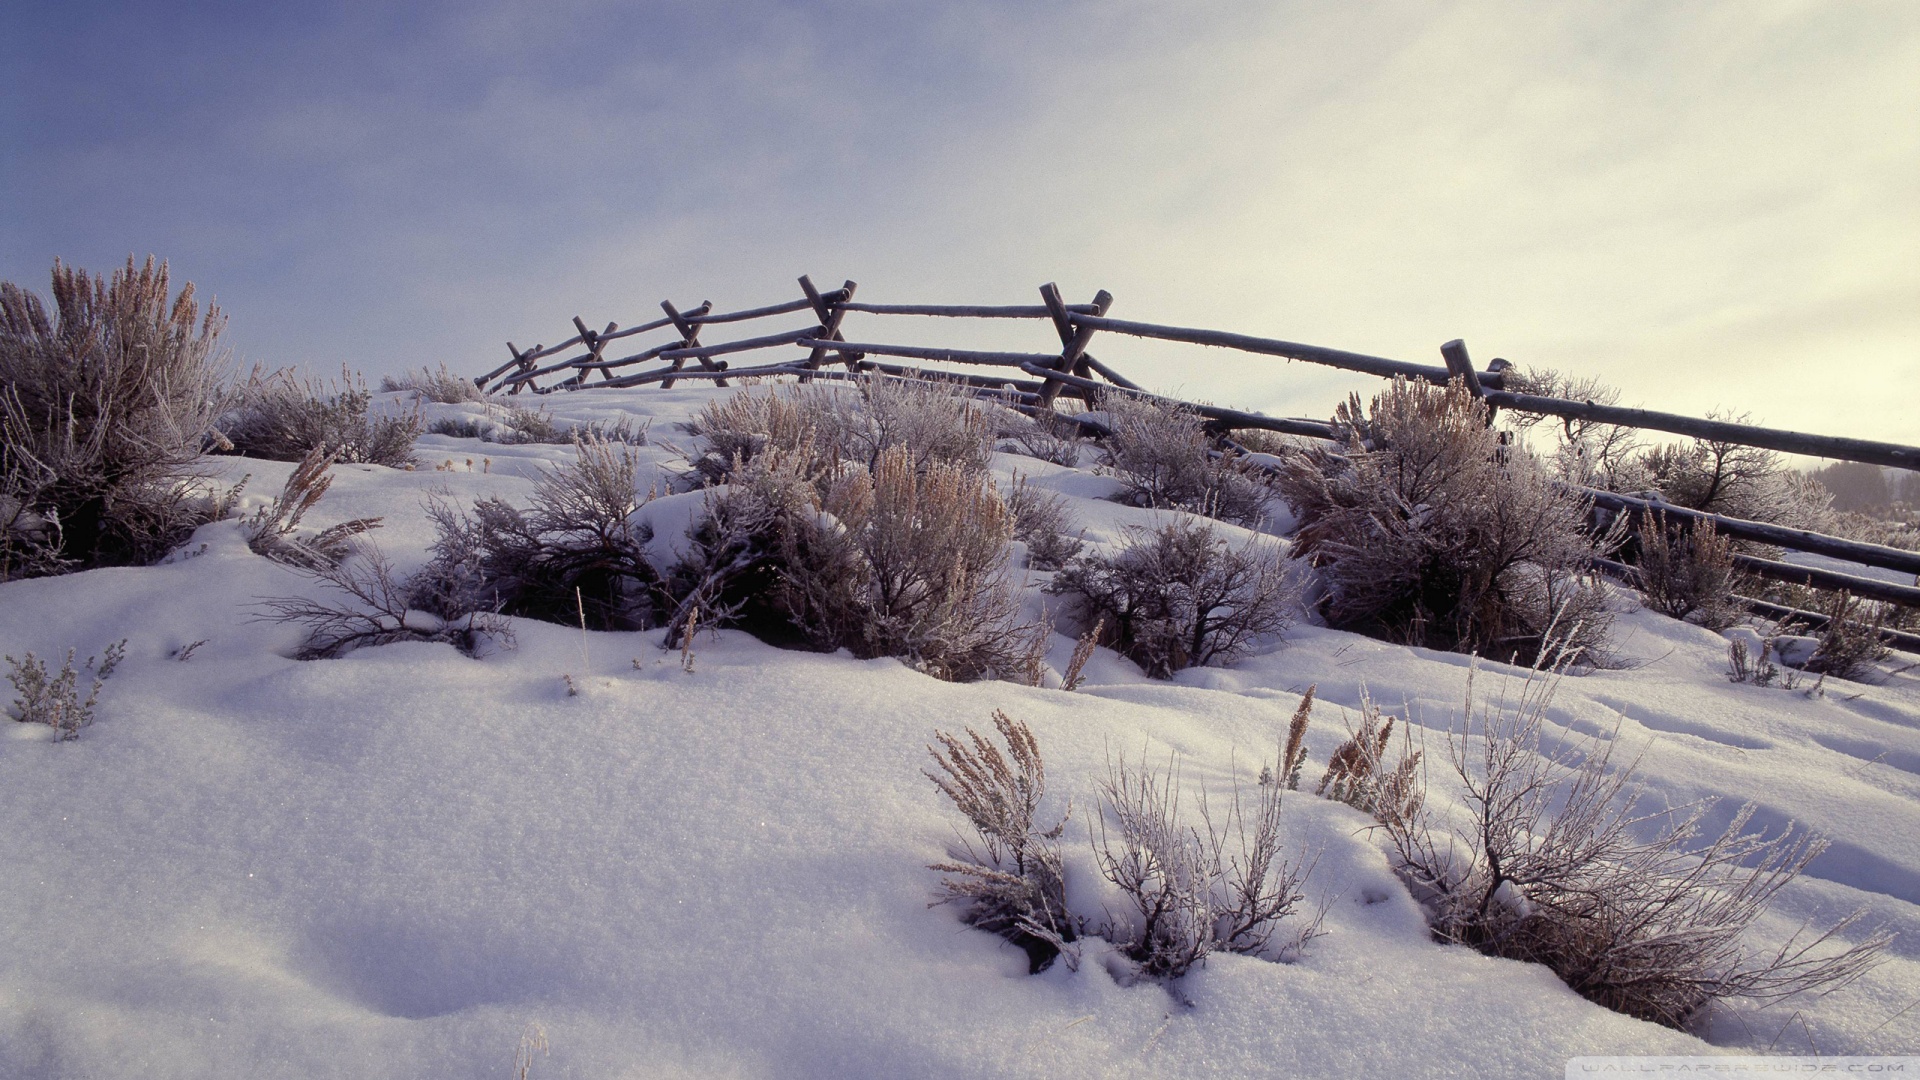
2, 385, 1916, 1078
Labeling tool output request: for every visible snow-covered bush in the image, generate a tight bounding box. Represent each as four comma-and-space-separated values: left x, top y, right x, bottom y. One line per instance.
2, 257, 230, 578
260, 552, 513, 660
1099, 393, 1270, 527
413, 438, 660, 630
670, 444, 1041, 681
5, 640, 125, 741
1094, 746, 1316, 982
926, 710, 1076, 972
1381, 664, 1889, 1030
685, 376, 990, 487
1629, 513, 1745, 630
1638, 418, 1827, 528
1790, 593, 1890, 681
220, 368, 420, 468
1276, 378, 1614, 666
1053, 517, 1294, 678
379, 364, 488, 404
1004, 474, 1083, 570
241, 447, 383, 570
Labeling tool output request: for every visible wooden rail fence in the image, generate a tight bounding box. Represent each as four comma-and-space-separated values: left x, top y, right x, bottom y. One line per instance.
471, 275, 1920, 622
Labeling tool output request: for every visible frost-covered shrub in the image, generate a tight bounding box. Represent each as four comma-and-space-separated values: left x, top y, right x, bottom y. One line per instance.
242, 447, 383, 570
1638, 418, 1827, 528
1005, 474, 1083, 570
685, 376, 990, 487
1099, 393, 1270, 527
2, 258, 230, 577
221, 368, 420, 468
1381, 664, 1888, 1030
1790, 593, 1890, 681
379, 364, 488, 403
5, 640, 125, 740
1276, 378, 1613, 666
1094, 746, 1315, 982
1053, 517, 1294, 678
668, 445, 1039, 681
260, 552, 513, 660
1630, 513, 1745, 630
926, 710, 1076, 972
412, 438, 660, 630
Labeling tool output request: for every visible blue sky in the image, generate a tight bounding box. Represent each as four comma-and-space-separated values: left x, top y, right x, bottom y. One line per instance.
5, 0, 1916, 443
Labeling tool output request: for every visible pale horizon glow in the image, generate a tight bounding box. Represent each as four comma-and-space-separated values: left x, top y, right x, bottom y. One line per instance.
4, 0, 1916, 447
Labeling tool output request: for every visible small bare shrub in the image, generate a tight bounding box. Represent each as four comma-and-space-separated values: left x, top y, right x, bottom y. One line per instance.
2, 257, 230, 577
1005, 474, 1083, 570
1787, 593, 1890, 681
926, 710, 1076, 972
5, 640, 126, 740
259, 551, 512, 659
1631, 512, 1745, 630
221, 367, 420, 468
1277, 378, 1615, 666
1053, 517, 1294, 678
427, 417, 488, 440
1100, 394, 1270, 526
1314, 691, 1424, 830
1094, 746, 1316, 982
242, 447, 382, 569
1726, 638, 1779, 686
1381, 663, 1889, 1030
1504, 368, 1649, 493
413, 438, 659, 630
1638, 416, 1826, 528
379, 364, 487, 403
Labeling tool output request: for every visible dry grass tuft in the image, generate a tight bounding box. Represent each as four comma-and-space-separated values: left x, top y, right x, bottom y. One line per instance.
927, 710, 1076, 972
242, 447, 382, 569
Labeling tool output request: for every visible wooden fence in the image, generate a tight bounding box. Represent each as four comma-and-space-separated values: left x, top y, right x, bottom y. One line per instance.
471, 275, 1920, 622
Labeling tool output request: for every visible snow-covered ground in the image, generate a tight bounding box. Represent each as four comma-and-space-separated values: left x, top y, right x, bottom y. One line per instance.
3, 385, 1916, 1078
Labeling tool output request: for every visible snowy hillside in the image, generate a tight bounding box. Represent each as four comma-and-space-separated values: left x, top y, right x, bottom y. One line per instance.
3, 385, 1916, 1079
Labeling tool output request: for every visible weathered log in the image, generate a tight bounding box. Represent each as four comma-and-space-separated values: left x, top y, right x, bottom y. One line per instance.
1081, 353, 1142, 391
1038, 285, 1113, 408
1579, 488, 1920, 577
1440, 339, 1485, 398
1016, 362, 1339, 440
660, 326, 821, 361
1481, 388, 1920, 471
797, 276, 860, 376
1731, 595, 1920, 653
659, 300, 718, 390
1066, 313, 1479, 388
797, 340, 1056, 367
838, 302, 1100, 318
687, 296, 817, 325
598, 314, 677, 342
1729, 553, 1920, 608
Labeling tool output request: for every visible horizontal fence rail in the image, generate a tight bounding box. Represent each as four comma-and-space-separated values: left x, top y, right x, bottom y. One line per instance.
471, 274, 1920, 620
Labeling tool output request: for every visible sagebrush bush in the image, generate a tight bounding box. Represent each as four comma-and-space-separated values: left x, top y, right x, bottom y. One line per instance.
2, 257, 229, 577
686, 376, 990, 487
379, 364, 488, 403
1099, 393, 1270, 527
1792, 592, 1890, 681
1630, 512, 1745, 630
1638, 418, 1828, 528
1277, 378, 1614, 666
926, 710, 1076, 972
1381, 663, 1889, 1030
1094, 745, 1316, 982
1053, 517, 1294, 678
413, 438, 659, 630
5, 640, 126, 740
221, 368, 420, 468
668, 444, 1040, 681
999, 410, 1085, 467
